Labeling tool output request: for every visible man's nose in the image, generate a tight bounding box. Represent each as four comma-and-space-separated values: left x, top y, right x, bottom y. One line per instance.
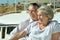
30, 11, 32, 13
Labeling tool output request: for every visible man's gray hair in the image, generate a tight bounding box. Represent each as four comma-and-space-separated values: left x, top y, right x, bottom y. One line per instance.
37, 5, 54, 20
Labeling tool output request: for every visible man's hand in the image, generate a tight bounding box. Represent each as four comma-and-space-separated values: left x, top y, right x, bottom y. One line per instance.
9, 30, 27, 40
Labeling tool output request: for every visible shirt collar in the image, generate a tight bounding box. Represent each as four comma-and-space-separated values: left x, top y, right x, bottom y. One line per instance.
29, 18, 33, 23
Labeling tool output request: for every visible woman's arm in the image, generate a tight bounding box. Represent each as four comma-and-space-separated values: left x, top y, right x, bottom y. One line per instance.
9, 30, 27, 40
51, 32, 60, 40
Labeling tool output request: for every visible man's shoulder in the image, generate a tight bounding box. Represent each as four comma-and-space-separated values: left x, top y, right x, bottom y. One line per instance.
19, 19, 30, 25
22, 19, 30, 23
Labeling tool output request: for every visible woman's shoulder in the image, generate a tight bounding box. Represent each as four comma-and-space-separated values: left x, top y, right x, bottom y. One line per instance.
50, 20, 60, 34
50, 20, 59, 25
48, 20, 59, 29
49, 20, 60, 29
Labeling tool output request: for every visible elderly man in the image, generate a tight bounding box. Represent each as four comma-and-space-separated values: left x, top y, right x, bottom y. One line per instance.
10, 3, 39, 38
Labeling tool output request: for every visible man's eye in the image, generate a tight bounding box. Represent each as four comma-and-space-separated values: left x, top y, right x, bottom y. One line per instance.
39, 15, 41, 16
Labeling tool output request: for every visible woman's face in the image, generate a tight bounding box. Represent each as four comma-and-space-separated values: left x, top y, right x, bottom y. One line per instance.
37, 10, 49, 25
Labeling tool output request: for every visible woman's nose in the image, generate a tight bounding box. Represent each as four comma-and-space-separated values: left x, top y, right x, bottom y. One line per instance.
38, 16, 40, 19
38, 16, 42, 20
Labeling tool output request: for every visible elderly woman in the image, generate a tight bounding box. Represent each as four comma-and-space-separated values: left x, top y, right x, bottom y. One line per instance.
9, 5, 60, 40
37, 5, 60, 40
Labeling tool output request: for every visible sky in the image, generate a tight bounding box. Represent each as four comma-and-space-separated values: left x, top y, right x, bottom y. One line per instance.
0, 0, 21, 5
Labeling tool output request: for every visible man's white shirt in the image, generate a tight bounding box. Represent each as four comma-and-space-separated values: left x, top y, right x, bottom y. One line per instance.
10, 18, 34, 35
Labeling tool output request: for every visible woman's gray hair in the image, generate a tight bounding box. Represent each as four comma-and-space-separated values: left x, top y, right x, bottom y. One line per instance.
37, 5, 54, 20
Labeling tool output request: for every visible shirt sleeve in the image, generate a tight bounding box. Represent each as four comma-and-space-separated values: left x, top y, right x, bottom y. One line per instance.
52, 21, 60, 34
10, 19, 30, 36
10, 24, 20, 35
24, 24, 31, 34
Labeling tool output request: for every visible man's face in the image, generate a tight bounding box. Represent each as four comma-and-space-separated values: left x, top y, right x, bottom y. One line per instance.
28, 5, 38, 21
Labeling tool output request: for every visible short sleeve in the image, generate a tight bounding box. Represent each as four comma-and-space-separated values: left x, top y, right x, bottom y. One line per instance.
24, 24, 31, 34
10, 24, 20, 35
18, 20, 29, 32
52, 21, 60, 34
10, 26, 20, 38
10, 19, 30, 37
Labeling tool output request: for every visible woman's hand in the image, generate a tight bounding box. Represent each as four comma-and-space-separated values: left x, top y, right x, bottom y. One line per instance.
51, 32, 60, 40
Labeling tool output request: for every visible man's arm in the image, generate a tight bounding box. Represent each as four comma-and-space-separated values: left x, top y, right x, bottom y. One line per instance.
9, 30, 27, 40
10, 27, 18, 35
51, 32, 60, 40
10, 21, 28, 38
9, 19, 30, 40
